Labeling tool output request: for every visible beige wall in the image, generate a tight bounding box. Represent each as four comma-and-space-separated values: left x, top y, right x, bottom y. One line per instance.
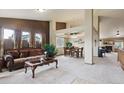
100, 17, 124, 39
55, 26, 84, 55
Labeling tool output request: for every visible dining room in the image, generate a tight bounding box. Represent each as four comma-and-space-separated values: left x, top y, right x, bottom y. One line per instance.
55, 29, 84, 58
63, 32, 84, 58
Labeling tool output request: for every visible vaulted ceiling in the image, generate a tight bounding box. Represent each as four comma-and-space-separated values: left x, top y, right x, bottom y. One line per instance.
0, 9, 124, 27
94, 9, 124, 19
0, 9, 85, 22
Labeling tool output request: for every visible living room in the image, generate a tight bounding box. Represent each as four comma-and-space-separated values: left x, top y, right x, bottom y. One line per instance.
1, 9, 124, 84
1, 0, 124, 93
0, 9, 86, 78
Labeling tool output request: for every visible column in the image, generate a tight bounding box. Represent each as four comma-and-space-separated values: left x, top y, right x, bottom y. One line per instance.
93, 15, 99, 56
84, 9, 93, 64
50, 20, 56, 45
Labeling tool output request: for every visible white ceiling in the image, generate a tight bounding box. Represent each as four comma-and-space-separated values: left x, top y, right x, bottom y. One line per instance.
1, 9, 124, 27
1, 9, 124, 21
0, 9, 85, 22
94, 9, 124, 19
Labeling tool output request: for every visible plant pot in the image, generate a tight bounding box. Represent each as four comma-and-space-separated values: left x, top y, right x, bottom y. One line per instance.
43, 55, 54, 60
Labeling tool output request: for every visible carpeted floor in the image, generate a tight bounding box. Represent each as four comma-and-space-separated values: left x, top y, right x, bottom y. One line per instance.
0, 52, 124, 84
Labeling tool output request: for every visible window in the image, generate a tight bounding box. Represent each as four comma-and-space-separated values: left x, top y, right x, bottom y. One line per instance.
4, 29, 14, 39
3, 29, 15, 49
56, 36, 64, 48
21, 31, 30, 48
114, 41, 124, 49
35, 33, 42, 48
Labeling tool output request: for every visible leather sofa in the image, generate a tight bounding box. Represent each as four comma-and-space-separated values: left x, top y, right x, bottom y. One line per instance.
3, 48, 44, 71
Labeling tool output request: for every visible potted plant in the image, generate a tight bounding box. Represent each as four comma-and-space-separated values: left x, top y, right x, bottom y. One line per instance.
43, 44, 58, 60
66, 41, 72, 48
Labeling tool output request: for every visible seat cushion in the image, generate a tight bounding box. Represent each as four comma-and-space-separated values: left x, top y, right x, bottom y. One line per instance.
14, 58, 26, 63
29, 50, 42, 56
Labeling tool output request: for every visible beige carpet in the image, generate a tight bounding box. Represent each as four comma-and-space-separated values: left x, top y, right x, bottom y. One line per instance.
0, 53, 124, 84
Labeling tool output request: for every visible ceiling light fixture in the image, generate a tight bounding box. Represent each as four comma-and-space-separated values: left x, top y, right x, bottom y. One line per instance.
37, 9, 46, 12
116, 30, 120, 36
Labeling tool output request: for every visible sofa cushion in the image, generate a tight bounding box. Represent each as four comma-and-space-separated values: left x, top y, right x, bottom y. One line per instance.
7, 50, 19, 59
20, 52, 29, 58
29, 50, 42, 56
19, 50, 29, 58
14, 58, 26, 63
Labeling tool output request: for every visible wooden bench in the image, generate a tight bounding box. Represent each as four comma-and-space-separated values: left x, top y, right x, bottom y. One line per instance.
24, 59, 58, 78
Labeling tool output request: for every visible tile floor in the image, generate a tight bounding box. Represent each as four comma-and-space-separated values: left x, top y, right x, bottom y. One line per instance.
0, 52, 124, 84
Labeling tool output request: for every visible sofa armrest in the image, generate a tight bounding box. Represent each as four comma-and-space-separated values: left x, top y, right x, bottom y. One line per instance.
3, 54, 14, 71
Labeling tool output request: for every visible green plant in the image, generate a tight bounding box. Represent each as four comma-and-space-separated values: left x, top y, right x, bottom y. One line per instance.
66, 41, 72, 48
43, 44, 58, 57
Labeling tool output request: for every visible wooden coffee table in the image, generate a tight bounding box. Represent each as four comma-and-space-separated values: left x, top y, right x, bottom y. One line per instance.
24, 59, 58, 78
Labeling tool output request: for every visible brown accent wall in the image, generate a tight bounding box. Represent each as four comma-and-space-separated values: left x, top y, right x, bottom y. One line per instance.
56, 22, 66, 30
0, 17, 49, 52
